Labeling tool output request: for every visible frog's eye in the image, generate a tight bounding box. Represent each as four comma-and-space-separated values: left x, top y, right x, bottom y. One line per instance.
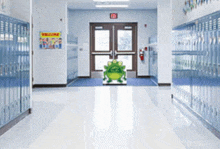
118, 61, 122, 66
113, 59, 117, 63
108, 62, 112, 66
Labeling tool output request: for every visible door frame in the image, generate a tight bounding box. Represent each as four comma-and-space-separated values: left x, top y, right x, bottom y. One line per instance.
89, 22, 138, 78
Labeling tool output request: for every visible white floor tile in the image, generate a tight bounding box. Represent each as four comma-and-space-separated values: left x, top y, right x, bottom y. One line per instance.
0, 86, 219, 149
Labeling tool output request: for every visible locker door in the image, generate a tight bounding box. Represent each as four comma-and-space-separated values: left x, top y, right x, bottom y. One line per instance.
20, 25, 26, 112
9, 19, 15, 120
23, 25, 27, 111
208, 20, 213, 76
14, 23, 20, 116
0, 17, 4, 127
204, 22, 209, 77
26, 25, 30, 109
4, 16, 10, 123
212, 19, 218, 77
218, 18, 220, 77
17, 24, 21, 114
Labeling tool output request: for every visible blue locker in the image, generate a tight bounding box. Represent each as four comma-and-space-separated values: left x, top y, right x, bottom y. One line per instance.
0, 16, 4, 127
208, 20, 213, 77
0, 14, 30, 129
9, 18, 15, 120
19, 25, 24, 112
13, 23, 19, 117
204, 21, 209, 77
16, 24, 21, 115
172, 11, 220, 132
212, 18, 218, 78
26, 25, 30, 109
4, 16, 10, 124
218, 18, 220, 77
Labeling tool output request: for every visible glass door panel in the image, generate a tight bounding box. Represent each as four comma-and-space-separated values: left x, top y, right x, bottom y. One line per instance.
117, 55, 132, 70
95, 30, 110, 51
118, 30, 132, 51
95, 55, 110, 70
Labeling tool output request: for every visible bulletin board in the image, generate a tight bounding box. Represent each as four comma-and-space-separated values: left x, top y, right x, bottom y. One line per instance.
39, 32, 62, 49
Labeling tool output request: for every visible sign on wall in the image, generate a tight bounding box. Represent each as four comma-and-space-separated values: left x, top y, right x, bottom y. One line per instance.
39, 32, 62, 49
110, 13, 118, 19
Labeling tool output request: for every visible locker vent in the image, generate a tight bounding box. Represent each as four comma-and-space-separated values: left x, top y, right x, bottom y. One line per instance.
14, 24, 16, 35
213, 19, 217, 30
18, 25, 20, 35
10, 23, 12, 34
218, 18, 220, 29
202, 22, 205, 31
1, 21, 3, 33
209, 20, 212, 31
5, 22, 8, 32
206, 22, 208, 31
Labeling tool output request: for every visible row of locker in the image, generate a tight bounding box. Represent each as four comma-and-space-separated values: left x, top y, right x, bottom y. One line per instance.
67, 39, 78, 84
148, 36, 158, 82
0, 14, 30, 129
172, 12, 220, 131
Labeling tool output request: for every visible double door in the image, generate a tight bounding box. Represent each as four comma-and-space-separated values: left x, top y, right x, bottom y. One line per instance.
90, 23, 137, 78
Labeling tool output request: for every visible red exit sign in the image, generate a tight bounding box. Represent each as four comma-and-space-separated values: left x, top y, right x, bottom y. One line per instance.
110, 13, 118, 19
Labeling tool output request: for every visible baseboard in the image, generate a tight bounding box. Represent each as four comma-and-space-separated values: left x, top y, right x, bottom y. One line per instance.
78, 76, 90, 78
0, 109, 31, 136
137, 76, 151, 78
158, 83, 171, 86
33, 84, 67, 88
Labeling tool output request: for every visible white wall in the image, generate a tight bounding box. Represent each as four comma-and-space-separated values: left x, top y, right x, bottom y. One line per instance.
0, 0, 30, 22
68, 10, 157, 77
157, 0, 173, 84
33, 0, 67, 85
9, 0, 30, 22
172, 0, 186, 28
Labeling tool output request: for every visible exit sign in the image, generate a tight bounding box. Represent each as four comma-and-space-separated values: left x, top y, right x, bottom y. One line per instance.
110, 13, 118, 19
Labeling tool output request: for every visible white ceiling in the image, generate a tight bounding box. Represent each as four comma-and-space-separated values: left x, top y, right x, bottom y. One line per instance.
67, 0, 157, 10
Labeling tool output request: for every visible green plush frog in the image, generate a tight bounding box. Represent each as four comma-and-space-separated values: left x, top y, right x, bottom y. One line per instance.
103, 59, 126, 83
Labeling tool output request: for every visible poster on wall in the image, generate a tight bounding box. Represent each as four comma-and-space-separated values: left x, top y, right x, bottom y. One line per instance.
0, 0, 6, 12
39, 32, 62, 49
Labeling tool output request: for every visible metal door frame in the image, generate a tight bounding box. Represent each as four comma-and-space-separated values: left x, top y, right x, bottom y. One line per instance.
90, 22, 138, 78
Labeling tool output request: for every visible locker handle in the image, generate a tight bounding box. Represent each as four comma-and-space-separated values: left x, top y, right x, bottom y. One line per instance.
0, 65, 2, 76
13, 64, 16, 74
5, 65, 8, 75
9, 63, 12, 75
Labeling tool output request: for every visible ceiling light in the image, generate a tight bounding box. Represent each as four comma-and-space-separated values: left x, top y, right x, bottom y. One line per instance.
94, 0, 129, 1
96, 5, 128, 8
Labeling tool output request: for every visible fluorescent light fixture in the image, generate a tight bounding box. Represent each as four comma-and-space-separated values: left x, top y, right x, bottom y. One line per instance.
96, 5, 128, 8
94, 0, 129, 1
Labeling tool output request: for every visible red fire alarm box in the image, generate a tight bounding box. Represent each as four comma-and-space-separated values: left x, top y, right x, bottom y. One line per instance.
110, 13, 118, 19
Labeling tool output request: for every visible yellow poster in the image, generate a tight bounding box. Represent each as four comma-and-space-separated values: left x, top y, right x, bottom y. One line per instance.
40, 32, 61, 38
39, 32, 62, 49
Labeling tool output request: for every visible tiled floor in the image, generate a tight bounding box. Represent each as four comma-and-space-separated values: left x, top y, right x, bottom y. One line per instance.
0, 86, 220, 149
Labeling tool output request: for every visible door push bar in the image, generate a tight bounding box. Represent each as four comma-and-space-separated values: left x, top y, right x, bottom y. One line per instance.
92, 50, 135, 56
114, 51, 135, 56
92, 50, 113, 56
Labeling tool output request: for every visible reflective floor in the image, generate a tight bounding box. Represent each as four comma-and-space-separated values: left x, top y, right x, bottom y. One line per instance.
0, 86, 220, 149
